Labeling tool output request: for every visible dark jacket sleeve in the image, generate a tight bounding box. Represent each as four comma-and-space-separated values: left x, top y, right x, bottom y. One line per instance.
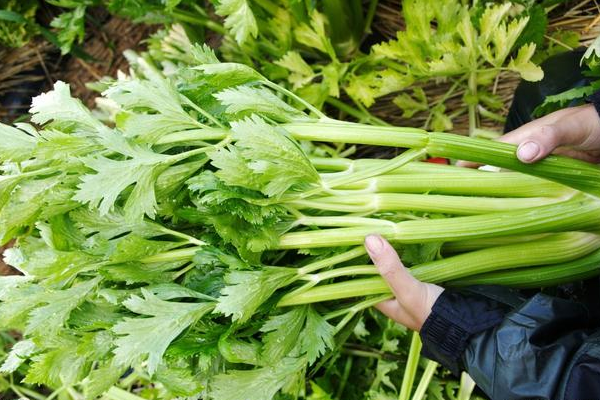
420, 287, 600, 400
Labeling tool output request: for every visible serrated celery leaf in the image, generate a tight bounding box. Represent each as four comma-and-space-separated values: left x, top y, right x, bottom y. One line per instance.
103, 75, 189, 119
211, 115, 319, 197
116, 111, 202, 143
275, 51, 316, 89
194, 63, 264, 87
70, 208, 165, 240
37, 214, 87, 251
30, 81, 104, 132
214, 267, 296, 323
68, 300, 123, 331
214, 0, 258, 44
507, 43, 543, 81
301, 306, 335, 364
0, 175, 74, 245
25, 277, 101, 336
106, 234, 182, 264
208, 357, 305, 400
345, 70, 414, 107
156, 160, 207, 198
193, 244, 248, 269
82, 359, 127, 399
73, 132, 172, 220
0, 123, 36, 162
0, 275, 33, 299
155, 362, 203, 397
24, 344, 87, 387
214, 85, 306, 122
260, 307, 306, 362
0, 283, 44, 329
293, 11, 330, 55
533, 84, 599, 117
218, 335, 263, 365
4, 236, 98, 282
32, 126, 102, 162
99, 260, 186, 285
50, 6, 85, 55
112, 289, 214, 375
147, 283, 215, 301
0, 339, 36, 373
188, 171, 287, 225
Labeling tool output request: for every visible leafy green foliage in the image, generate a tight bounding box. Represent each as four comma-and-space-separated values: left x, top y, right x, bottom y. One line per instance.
0, 30, 576, 400
208, 357, 306, 400
354, 0, 544, 131
50, 5, 86, 54
0, 0, 38, 48
211, 115, 320, 197
113, 289, 214, 375
214, 0, 258, 44
215, 267, 296, 323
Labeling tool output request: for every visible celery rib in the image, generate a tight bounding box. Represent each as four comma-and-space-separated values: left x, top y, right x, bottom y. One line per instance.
277, 194, 600, 249
290, 193, 563, 216
285, 122, 600, 196
278, 232, 600, 306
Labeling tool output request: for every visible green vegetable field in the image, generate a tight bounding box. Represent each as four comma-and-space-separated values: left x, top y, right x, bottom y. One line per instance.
0, 1, 599, 399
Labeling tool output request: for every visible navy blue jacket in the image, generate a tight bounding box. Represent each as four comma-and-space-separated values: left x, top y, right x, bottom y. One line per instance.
420, 284, 600, 400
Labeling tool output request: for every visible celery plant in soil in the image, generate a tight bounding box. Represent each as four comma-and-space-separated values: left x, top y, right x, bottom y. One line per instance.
2, 46, 600, 400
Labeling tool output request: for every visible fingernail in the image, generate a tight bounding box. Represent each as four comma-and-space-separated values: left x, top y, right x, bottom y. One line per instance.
365, 235, 384, 254
517, 142, 540, 162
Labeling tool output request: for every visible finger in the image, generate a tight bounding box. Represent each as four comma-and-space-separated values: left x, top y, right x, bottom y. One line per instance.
500, 106, 594, 163
554, 148, 600, 163
375, 299, 418, 330
364, 235, 418, 299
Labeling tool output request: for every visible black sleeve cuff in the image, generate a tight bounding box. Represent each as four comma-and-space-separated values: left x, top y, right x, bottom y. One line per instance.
419, 288, 515, 375
586, 90, 600, 119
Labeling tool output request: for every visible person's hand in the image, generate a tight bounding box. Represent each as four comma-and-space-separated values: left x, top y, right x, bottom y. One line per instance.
365, 234, 444, 331
458, 104, 600, 167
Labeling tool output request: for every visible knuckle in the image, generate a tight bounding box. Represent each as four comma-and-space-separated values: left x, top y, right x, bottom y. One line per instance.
378, 264, 398, 281
539, 125, 559, 145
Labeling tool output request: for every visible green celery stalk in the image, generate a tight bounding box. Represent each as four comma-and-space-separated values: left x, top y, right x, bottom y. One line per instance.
289, 193, 563, 215
398, 332, 422, 400
410, 361, 439, 400
277, 232, 600, 306
311, 157, 477, 173
285, 122, 600, 196
411, 232, 600, 282
442, 234, 553, 252
336, 173, 571, 198
449, 247, 600, 288
277, 194, 600, 249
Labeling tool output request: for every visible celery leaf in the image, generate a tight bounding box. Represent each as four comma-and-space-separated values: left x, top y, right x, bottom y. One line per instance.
214, 0, 258, 44
208, 357, 305, 400
210, 115, 319, 197
113, 289, 214, 375
215, 267, 296, 323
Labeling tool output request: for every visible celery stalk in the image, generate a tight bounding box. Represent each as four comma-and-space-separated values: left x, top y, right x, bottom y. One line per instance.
277, 232, 600, 306
449, 247, 600, 288
443, 234, 553, 252
398, 332, 422, 400
411, 232, 600, 282
277, 194, 600, 249
285, 122, 600, 196
289, 193, 563, 215
337, 173, 571, 198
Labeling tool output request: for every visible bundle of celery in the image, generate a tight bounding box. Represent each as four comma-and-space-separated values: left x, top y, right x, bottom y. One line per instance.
2, 46, 600, 400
